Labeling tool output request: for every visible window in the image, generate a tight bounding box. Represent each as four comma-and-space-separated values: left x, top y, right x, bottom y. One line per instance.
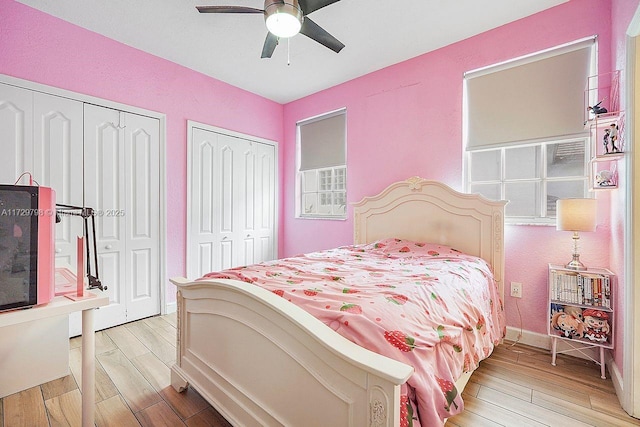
464, 37, 596, 223
296, 109, 347, 219
467, 138, 589, 223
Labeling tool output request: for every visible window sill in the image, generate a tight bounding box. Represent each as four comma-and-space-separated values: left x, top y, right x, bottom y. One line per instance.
506, 220, 555, 226
297, 215, 347, 221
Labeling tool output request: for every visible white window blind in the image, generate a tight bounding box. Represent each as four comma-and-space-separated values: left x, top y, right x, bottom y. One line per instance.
465, 38, 595, 150
299, 111, 346, 171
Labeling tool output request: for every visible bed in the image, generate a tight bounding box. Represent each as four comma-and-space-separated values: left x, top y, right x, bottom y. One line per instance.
170, 177, 507, 426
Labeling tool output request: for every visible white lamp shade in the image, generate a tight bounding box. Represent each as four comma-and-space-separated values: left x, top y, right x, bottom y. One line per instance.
556, 198, 597, 232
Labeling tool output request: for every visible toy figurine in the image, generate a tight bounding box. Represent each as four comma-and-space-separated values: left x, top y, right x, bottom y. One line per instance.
609, 123, 620, 152
588, 100, 608, 116
582, 308, 610, 343
564, 305, 583, 321
596, 170, 614, 187
603, 128, 611, 154
550, 311, 584, 339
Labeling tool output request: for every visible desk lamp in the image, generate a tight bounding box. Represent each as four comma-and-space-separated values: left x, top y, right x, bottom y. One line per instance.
556, 198, 597, 270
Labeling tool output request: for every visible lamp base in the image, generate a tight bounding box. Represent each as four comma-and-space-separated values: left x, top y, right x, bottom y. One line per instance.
565, 232, 587, 270
565, 255, 587, 271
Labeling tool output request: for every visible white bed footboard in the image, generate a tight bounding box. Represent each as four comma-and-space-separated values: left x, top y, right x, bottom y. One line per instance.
171, 277, 414, 427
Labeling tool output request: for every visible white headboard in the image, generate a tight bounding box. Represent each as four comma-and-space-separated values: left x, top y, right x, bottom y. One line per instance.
353, 177, 507, 298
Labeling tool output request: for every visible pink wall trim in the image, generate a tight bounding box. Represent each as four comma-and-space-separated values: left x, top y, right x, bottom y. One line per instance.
281, 0, 615, 350
0, 0, 284, 304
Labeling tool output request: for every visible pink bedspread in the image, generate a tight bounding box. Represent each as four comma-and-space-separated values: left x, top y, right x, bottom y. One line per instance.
201, 238, 506, 426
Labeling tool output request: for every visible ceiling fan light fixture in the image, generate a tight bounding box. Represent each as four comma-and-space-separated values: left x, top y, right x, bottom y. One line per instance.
264, 0, 303, 38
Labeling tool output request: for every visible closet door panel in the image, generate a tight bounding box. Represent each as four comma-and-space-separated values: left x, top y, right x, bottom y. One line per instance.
240, 143, 256, 266
32, 92, 84, 268
243, 146, 256, 232
0, 84, 32, 185
190, 128, 219, 278
218, 137, 237, 270
254, 143, 276, 263
83, 104, 126, 333
219, 144, 234, 235
124, 112, 160, 322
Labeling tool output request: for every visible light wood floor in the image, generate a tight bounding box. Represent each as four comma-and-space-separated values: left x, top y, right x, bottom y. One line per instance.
0, 313, 230, 427
1, 314, 638, 426
448, 341, 640, 427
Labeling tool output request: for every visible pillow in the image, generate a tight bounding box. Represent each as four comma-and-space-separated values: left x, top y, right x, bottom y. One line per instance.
364, 238, 458, 257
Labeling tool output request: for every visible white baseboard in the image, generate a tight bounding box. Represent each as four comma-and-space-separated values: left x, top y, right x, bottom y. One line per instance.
165, 301, 177, 314
505, 326, 607, 363
505, 326, 550, 350
610, 357, 625, 409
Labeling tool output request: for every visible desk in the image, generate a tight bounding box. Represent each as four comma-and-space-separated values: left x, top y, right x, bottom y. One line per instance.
0, 293, 109, 427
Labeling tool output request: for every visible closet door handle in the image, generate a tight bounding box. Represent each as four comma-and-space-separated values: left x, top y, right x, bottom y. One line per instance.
55, 248, 62, 253
105, 244, 113, 250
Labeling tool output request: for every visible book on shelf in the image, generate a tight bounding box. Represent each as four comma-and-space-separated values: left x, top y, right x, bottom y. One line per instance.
550, 268, 611, 308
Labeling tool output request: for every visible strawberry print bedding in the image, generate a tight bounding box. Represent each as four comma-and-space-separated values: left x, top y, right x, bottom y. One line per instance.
200, 238, 506, 426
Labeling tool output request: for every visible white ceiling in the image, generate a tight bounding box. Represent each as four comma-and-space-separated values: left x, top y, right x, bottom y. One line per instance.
17, 0, 567, 104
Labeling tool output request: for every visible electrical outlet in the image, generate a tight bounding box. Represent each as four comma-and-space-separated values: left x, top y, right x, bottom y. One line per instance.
510, 282, 523, 298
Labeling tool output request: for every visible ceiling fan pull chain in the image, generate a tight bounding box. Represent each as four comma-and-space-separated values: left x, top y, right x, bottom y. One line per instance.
287, 37, 291, 66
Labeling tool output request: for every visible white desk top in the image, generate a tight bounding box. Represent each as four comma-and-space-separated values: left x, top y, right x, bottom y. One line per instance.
0, 292, 109, 328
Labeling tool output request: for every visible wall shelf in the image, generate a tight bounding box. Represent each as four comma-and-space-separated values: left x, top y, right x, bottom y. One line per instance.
584, 71, 624, 190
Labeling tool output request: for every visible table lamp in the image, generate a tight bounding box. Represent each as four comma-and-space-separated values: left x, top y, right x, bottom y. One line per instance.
556, 198, 597, 270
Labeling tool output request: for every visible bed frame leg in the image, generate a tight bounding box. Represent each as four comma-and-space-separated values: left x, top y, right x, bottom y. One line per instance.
171, 366, 189, 393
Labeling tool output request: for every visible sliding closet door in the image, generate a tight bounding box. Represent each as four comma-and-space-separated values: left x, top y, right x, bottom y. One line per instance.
0, 84, 33, 185
189, 128, 249, 276
243, 142, 276, 265
83, 104, 127, 332
188, 125, 276, 279
78, 104, 160, 333
122, 111, 160, 322
32, 92, 84, 269
0, 85, 84, 268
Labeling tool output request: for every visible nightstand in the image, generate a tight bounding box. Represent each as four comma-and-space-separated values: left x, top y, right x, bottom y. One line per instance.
548, 264, 614, 379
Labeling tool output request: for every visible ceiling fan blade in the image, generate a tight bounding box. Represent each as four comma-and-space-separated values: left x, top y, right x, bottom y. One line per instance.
196, 6, 265, 13
300, 17, 344, 53
261, 33, 279, 58
298, 0, 341, 15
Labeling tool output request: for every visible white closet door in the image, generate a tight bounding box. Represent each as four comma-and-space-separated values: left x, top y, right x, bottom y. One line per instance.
32, 92, 84, 269
0, 86, 84, 272
189, 129, 249, 276
79, 104, 160, 332
189, 127, 218, 278
254, 143, 276, 263
188, 125, 276, 279
122, 111, 160, 322
243, 142, 276, 265
82, 104, 127, 332
0, 84, 33, 185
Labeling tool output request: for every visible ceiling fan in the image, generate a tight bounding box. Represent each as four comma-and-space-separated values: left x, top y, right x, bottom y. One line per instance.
196, 0, 345, 58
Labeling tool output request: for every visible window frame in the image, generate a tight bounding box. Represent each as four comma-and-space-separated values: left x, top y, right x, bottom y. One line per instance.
295, 108, 347, 220
465, 136, 592, 225
463, 37, 598, 225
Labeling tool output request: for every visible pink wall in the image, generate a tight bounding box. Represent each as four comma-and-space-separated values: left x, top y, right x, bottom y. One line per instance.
281, 0, 616, 349
0, 0, 284, 304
